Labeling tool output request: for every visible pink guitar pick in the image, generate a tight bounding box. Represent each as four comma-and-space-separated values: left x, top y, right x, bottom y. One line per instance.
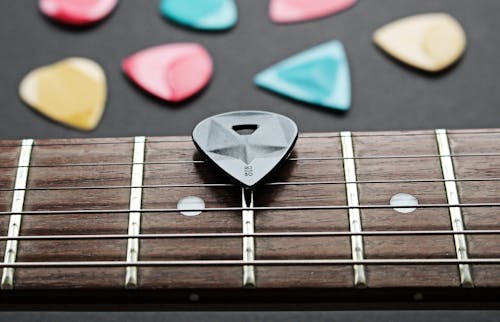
39, 0, 118, 26
270, 0, 357, 24
122, 43, 213, 103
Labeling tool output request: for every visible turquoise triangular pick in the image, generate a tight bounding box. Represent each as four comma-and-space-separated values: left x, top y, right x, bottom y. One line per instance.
255, 40, 351, 111
160, 0, 238, 31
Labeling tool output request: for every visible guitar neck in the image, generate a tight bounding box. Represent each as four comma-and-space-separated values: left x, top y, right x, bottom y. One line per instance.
0, 129, 499, 309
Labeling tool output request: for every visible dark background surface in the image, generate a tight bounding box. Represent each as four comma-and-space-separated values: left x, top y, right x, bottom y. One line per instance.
0, 0, 499, 321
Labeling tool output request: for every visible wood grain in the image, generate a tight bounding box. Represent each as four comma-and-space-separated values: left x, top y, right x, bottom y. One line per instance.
15, 139, 132, 289
449, 129, 500, 287
353, 131, 458, 287
0, 130, 496, 298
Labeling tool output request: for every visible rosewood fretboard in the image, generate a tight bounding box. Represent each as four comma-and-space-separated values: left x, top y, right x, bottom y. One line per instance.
0, 129, 498, 309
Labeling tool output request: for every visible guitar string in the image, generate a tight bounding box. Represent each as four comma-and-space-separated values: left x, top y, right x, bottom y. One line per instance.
1, 229, 499, 241
0, 134, 497, 269
0, 177, 498, 193
0, 202, 498, 216
0, 129, 498, 148
0, 152, 498, 169
1, 258, 499, 268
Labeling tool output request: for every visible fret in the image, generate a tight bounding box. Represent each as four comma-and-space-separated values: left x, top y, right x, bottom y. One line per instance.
241, 188, 255, 287
340, 132, 367, 288
125, 136, 146, 289
140, 139, 242, 288
447, 129, 500, 287
255, 136, 352, 288
15, 139, 132, 289
435, 129, 473, 287
1, 139, 33, 289
353, 131, 458, 287
0, 130, 497, 296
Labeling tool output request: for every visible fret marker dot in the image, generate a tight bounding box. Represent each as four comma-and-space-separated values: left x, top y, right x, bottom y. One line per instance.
177, 196, 205, 217
390, 193, 418, 213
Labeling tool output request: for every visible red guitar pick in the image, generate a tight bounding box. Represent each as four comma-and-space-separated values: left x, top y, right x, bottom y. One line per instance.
39, 0, 119, 26
122, 43, 214, 103
270, 0, 356, 24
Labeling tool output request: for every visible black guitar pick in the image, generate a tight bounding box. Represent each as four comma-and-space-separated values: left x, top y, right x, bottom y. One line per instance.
192, 110, 299, 187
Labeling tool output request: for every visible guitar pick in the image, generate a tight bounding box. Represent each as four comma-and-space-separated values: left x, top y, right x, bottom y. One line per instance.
122, 43, 213, 103
373, 13, 466, 72
254, 40, 351, 111
19, 58, 107, 131
39, 0, 118, 26
270, 0, 357, 24
192, 111, 298, 187
159, 0, 238, 31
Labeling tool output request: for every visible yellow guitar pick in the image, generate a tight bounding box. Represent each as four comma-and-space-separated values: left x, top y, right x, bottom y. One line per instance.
19, 58, 107, 131
373, 13, 466, 72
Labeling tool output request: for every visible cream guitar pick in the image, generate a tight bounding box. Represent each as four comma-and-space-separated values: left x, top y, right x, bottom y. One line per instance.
19, 58, 107, 131
373, 13, 466, 72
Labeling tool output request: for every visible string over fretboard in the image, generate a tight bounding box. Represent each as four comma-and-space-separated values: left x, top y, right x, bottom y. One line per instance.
0, 129, 497, 293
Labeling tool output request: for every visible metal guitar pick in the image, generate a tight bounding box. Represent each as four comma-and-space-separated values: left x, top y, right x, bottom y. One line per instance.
192, 110, 299, 187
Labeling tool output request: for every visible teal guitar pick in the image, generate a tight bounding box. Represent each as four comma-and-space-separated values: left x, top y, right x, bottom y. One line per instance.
255, 40, 351, 111
160, 0, 238, 31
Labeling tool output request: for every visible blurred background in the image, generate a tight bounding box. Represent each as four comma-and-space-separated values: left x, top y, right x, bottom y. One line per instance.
1, 1, 499, 139
0, 0, 499, 321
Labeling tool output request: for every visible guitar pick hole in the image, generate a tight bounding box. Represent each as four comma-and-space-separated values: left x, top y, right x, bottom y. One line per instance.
233, 124, 258, 135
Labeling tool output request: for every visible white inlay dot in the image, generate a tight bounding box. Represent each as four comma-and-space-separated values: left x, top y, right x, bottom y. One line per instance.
177, 196, 205, 217
390, 193, 418, 213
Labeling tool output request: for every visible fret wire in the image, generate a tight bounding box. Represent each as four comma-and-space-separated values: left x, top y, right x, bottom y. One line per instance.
0, 258, 498, 268
0, 129, 498, 148
0, 202, 498, 217
1, 139, 34, 290
0, 177, 497, 193
125, 136, 146, 289
341, 131, 366, 288
436, 129, 473, 287
0, 152, 497, 169
0, 229, 498, 241
242, 188, 256, 287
